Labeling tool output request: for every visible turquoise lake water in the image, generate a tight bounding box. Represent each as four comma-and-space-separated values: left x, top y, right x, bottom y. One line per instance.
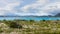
0, 17, 60, 21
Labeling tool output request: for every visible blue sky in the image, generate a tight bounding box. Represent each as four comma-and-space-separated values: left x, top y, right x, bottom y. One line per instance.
0, 0, 60, 16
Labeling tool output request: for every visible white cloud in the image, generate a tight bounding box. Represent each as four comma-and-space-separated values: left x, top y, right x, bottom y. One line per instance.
0, 0, 22, 15
0, 0, 60, 16
20, 0, 60, 16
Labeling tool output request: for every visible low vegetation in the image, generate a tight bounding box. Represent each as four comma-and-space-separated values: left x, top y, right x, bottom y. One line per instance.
0, 19, 60, 34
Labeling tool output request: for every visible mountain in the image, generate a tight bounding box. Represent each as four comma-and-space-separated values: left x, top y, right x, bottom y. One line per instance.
0, 13, 60, 17
55, 13, 60, 17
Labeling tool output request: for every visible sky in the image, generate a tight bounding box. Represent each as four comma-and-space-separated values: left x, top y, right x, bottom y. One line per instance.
0, 0, 60, 16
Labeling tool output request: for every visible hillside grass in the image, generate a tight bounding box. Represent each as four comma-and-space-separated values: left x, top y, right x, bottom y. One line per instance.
0, 19, 60, 34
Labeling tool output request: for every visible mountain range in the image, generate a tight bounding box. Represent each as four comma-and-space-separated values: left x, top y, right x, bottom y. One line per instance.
0, 13, 60, 17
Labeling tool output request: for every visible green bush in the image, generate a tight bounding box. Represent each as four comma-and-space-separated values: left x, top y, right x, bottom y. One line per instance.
9, 22, 22, 29
0, 29, 3, 33
42, 19, 46, 21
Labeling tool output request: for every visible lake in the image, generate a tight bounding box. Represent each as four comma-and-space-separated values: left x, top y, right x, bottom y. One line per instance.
0, 17, 60, 21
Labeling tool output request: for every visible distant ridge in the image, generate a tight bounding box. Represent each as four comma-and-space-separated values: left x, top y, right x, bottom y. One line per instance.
55, 13, 60, 17
0, 13, 60, 17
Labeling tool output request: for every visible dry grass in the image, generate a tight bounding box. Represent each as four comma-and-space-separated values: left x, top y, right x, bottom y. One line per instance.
0, 20, 60, 34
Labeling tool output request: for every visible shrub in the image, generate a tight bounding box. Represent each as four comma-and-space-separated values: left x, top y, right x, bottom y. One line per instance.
0, 28, 3, 33
9, 22, 22, 29
42, 19, 46, 22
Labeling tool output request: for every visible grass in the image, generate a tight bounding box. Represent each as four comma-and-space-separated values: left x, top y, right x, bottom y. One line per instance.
0, 19, 60, 34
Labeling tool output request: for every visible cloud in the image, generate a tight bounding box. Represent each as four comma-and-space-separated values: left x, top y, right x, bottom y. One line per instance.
20, 0, 60, 16
0, 0, 60, 16
0, 0, 22, 15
